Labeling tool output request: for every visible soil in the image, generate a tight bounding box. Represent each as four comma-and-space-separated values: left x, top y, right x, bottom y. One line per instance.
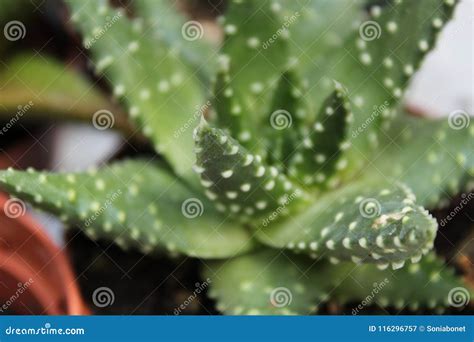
65, 229, 218, 315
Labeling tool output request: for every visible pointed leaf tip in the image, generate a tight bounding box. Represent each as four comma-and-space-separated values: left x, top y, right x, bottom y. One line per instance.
256, 179, 438, 267
194, 124, 307, 220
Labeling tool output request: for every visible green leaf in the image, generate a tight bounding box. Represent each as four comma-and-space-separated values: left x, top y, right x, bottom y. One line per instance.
372, 114, 474, 207
205, 251, 473, 315
194, 119, 308, 221
67, 0, 205, 184
297, 0, 458, 165
0, 54, 131, 132
343, 0, 458, 110
256, 178, 437, 269
204, 250, 328, 315
287, 82, 353, 187
329, 253, 473, 312
279, 0, 365, 97
132, 0, 217, 82
218, 0, 290, 151
265, 69, 309, 169
211, 64, 245, 143
0, 160, 255, 259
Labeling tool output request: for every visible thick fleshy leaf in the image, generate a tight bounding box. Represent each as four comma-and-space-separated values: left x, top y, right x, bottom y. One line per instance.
194, 119, 308, 221
265, 69, 309, 169
205, 250, 473, 315
256, 179, 437, 269
0, 54, 131, 132
0, 160, 255, 258
132, 0, 216, 82
342, 0, 459, 110
67, 0, 205, 183
204, 250, 328, 315
218, 0, 290, 151
288, 82, 353, 187
211, 64, 245, 143
298, 0, 458, 166
279, 0, 365, 89
372, 114, 474, 208
328, 253, 474, 312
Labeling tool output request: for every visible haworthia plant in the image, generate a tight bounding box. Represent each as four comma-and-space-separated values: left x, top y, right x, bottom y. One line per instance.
0, 0, 471, 315
204, 250, 471, 314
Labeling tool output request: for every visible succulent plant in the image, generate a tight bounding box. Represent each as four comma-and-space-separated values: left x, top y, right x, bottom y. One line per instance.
1, 0, 472, 315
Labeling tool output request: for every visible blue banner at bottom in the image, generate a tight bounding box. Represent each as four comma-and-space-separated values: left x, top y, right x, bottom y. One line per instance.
0, 316, 472, 342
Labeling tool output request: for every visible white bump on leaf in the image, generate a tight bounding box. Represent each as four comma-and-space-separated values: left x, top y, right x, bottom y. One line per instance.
221, 170, 233, 178
326, 240, 335, 250
240, 183, 251, 192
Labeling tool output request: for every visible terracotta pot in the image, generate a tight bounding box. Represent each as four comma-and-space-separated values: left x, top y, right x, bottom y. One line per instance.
0, 192, 89, 315
0, 130, 88, 314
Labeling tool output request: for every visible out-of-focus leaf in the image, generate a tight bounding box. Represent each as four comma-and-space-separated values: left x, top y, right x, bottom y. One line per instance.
0, 54, 132, 133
